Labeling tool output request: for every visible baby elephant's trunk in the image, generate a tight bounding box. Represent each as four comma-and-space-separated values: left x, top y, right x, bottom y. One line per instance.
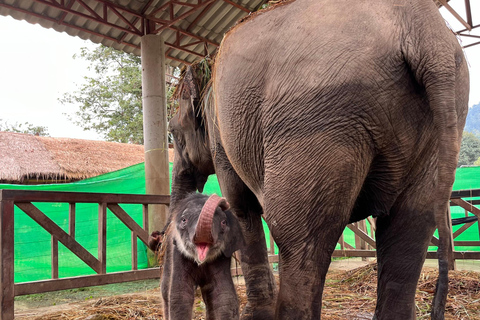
194, 194, 230, 244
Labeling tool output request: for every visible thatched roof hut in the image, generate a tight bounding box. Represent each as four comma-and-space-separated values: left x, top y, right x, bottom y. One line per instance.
0, 132, 174, 184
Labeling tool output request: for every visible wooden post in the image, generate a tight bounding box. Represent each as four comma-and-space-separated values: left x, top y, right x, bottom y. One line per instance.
69, 203, 76, 238
141, 32, 170, 267
98, 203, 107, 274
355, 221, 368, 261
51, 236, 59, 279
0, 199, 14, 320
132, 231, 138, 271
447, 205, 456, 270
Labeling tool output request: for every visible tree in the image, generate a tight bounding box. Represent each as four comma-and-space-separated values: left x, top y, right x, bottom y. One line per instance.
458, 131, 480, 167
0, 119, 49, 136
60, 45, 178, 144
464, 103, 480, 136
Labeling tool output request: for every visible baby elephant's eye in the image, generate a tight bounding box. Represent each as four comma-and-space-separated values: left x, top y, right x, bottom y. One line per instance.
180, 218, 188, 228
221, 220, 227, 227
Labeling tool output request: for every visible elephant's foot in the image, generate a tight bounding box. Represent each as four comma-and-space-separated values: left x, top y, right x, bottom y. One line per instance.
241, 300, 276, 320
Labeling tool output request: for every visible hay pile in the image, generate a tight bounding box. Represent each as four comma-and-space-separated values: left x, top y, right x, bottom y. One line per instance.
17, 263, 480, 319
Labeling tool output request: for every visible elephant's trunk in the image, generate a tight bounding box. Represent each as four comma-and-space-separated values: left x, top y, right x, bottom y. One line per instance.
194, 195, 230, 261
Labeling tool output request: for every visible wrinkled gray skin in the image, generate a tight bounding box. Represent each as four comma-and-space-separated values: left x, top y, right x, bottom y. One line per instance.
160, 193, 244, 320
169, 0, 469, 319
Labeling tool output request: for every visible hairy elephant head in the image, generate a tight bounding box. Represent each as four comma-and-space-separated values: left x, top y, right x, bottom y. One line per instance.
173, 193, 244, 264
169, 65, 215, 207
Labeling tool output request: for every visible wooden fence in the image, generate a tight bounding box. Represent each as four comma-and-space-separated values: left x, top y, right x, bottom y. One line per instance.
1, 189, 480, 319
0, 189, 169, 320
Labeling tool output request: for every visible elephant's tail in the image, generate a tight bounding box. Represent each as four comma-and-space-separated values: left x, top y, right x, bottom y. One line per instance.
413, 50, 458, 320
402, 28, 461, 318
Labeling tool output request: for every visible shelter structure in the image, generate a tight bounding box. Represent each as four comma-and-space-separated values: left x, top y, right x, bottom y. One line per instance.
0, 0, 478, 238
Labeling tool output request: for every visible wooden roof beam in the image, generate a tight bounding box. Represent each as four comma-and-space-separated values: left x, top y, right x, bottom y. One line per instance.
463, 41, 480, 49
222, 0, 251, 13
438, 0, 471, 31
465, 0, 473, 27
151, 0, 216, 33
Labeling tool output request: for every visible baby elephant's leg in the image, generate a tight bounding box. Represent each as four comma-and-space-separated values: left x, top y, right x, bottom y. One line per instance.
165, 251, 196, 320
201, 258, 240, 320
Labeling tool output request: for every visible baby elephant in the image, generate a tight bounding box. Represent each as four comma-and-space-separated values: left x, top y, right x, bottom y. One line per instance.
158, 193, 245, 320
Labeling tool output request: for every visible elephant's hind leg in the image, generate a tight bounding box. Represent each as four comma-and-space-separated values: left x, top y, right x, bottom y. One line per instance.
263, 144, 371, 319
374, 180, 437, 320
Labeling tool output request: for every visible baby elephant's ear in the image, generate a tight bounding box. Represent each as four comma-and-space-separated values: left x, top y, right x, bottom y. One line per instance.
222, 209, 245, 258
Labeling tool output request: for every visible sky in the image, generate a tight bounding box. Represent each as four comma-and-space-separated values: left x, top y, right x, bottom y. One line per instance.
0, 1, 479, 141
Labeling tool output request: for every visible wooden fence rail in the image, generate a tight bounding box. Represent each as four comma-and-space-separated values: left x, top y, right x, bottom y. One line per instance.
1, 189, 480, 319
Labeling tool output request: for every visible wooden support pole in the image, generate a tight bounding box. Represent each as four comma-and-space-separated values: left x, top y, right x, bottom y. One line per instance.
141, 32, 170, 267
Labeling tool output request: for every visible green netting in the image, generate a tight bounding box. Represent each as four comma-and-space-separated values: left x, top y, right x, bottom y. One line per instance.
2, 165, 480, 283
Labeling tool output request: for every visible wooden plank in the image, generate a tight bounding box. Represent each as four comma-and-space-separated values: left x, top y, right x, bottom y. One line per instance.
16, 203, 101, 274
452, 222, 475, 239
450, 189, 480, 199
338, 234, 345, 250
51, 236, 59, 279
268, 254, 279, 263
430, 236, 439, 246
132, 232, 138, 271
99, 203, 107, 274
426, 251, 480, 260
347, 223, 376, 249
367, 217, 376, 233
269, 234, 275, 255
107, 204, 150, 246
450, 198, 480, 218
332, 250, 376, 258
0, 189, 169, 205
453, 241, 480, 246
69, 203, 76, 238
451, 199, 480, 206
14, 268, 161, 296
143, 204, 149, 232
0, 200, 14, 320
339, 240, 354, 250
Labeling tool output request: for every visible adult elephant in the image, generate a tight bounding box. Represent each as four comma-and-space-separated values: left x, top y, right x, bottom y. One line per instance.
168, 0, 469, 319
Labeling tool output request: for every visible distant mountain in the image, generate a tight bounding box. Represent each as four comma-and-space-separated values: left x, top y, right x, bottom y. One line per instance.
464, 103, 480, 135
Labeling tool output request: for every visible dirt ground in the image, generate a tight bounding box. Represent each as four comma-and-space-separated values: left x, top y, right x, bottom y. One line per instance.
14, 259, 480, 319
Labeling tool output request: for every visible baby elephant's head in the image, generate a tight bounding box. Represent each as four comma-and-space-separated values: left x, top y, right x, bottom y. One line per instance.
173, 193, 244, 265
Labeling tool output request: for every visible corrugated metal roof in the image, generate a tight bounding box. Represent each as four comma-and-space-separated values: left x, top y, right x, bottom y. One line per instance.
0, 0, 266, 67
0, 0, 478, 65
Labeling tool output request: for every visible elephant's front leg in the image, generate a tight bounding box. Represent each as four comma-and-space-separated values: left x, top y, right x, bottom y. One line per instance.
165, 251, 196, 320
213, 154, 276, 320
238, 211, 277, 320
201, 258, 240, 320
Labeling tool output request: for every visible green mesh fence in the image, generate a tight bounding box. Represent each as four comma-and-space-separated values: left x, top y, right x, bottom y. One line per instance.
2, 164, 480, 283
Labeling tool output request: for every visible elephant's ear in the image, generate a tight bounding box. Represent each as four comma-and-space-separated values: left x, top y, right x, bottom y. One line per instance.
222, 209, 245, 258
182, 66, 203, 131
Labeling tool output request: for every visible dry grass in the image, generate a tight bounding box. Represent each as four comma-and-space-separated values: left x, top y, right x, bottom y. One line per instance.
17, 263, 480, 319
